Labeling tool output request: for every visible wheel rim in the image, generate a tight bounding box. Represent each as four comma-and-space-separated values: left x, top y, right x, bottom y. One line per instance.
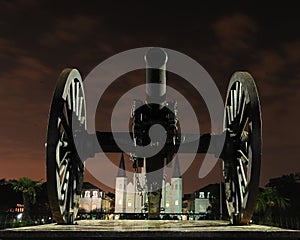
46, 68, 86, 224
223, 72, 262, 225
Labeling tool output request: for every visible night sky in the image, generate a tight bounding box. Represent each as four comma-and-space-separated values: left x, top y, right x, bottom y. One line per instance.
0, 1, 299, 194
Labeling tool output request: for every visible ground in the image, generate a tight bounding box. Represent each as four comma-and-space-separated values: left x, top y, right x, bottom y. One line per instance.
1, 220, 300, 240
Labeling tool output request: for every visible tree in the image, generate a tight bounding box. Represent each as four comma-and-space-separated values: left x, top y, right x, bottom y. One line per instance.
30, 182, 52, 221
11, 177, 42, 221
0, 179, 22, 212
0, 178, 6, 185
255, 188, 289, 223
266, 173, 300, 218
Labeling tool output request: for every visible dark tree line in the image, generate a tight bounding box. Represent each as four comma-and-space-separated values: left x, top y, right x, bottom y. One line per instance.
0, 178, 51, 225
253, 173, 300, 229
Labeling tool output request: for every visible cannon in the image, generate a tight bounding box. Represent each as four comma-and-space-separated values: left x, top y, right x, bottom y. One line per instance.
46, 48, 262, 225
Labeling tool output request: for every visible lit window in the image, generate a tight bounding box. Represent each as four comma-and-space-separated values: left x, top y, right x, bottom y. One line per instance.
118, 199, 123, 205
84, 191, 90, 198
92, 191, 98, 198
166, 200, 170, 208
128, 199, 132, 207
175, 200, 179, 206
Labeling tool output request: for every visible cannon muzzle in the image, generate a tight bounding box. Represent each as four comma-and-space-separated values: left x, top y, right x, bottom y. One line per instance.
145, 48, 168, 107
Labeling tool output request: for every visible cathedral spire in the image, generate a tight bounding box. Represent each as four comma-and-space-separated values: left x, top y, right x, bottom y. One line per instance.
117, 152, 126, 177
172, 154, 181, 178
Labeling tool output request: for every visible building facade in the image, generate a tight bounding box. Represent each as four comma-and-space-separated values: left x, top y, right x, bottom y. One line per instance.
114, 153, 182, 217
79, 182, 114, 215
79, 187, 102, 212
188, 183, 227, 220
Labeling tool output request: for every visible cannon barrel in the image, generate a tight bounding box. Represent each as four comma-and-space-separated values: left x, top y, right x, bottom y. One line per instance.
145, 48, 168, 107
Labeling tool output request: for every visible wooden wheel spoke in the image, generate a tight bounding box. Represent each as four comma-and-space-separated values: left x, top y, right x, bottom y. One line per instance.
226, 83, 250, 134
58, 152, 70, 175
237, 103, 249, 137
71, 81, 76, 113
59, 172, 70, 208
60, 167, 69, 192
226, 106, 233, 126
56, 139, 68, 163
55, 150, 70, 188
58, 129, 69, 147
70, 81, 85, 126
79, 97, 84, 123
58, 140, 69, 153
74, 82, 79, 116
236, 82, 242, 116
239, 151, 249, 167
58, 162, 67, 178
230, 89, 237, 119
238, 158, 248, 189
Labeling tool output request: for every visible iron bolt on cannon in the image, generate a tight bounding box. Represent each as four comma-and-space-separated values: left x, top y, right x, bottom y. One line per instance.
46, 48, 262, 225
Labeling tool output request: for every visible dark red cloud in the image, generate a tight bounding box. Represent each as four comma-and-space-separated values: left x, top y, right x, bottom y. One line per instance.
212, 13, 258, 54
41, 15, 98, 46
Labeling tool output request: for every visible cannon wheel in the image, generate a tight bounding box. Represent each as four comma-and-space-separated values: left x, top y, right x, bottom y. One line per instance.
46, 68, 86, 224
223, 72, 262, 225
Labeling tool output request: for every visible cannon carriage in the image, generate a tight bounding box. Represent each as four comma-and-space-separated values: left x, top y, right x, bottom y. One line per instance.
46, 48, 262, 225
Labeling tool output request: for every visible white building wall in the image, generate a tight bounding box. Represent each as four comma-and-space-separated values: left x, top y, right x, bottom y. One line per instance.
79, 197, 91, 212
79, 189, 102, 212
115, 177, 127, 213
163, 182, 172, 214
126, 182, 134, 213
171, 178, 182, 214
195, 198, 209, 214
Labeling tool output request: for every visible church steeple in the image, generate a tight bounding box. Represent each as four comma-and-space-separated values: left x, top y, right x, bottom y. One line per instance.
172, 154, 181, 178
117, 152, 126, 177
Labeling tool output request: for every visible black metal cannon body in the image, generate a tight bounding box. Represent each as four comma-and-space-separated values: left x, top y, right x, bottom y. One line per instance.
46, 48, 262, 225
